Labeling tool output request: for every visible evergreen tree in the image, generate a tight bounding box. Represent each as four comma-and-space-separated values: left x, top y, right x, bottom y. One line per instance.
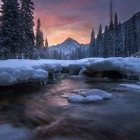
40, 31, 44, 47
1, 0, 21, 58
98, 25, 102, 37
97, 25, 103, 56
90, 28, 95, 57
35, 18, 44, 48
45, 37, 49, 48
90, 28, 95, 45
114, 12, 118, 30
130, 15, 138, 55
103, 25, 109, 57
20, 0, 35, 57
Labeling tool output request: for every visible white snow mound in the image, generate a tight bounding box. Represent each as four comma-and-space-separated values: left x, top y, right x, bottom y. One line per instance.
85, 57, 140, 80
84, 89, 112, 100
0, 57, 140, 86
0, 58, 97, 86
68, 89, 112, 103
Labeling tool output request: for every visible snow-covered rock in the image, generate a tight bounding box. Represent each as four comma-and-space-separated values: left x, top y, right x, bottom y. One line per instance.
85, 95, 103, 102
68, 95, 86, 103
83, 89, 112, 100
68, 94, 104, 103
0, 57, 140, 86
68, 89, 112, 103
0, 60, 59, 86
0, 124, 32, 140
84, 57, 140, 80
0, 58, 95, 86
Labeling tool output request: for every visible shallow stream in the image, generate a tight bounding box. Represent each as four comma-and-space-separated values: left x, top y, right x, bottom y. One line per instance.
0, 76, 140, 140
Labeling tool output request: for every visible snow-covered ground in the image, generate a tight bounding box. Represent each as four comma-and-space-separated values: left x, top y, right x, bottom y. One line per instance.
83, 57, 140, 80
0, 57, 140, 86
0, 58, 94, 86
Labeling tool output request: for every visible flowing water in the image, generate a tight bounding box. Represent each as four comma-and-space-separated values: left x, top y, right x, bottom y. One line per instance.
0, 76, 140, 140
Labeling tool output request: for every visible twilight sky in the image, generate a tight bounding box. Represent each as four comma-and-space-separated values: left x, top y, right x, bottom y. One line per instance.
33, 0, 140, 45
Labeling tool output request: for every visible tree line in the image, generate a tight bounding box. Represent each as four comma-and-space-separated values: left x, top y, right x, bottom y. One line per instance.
0, 0, 48, 59
90, 12, 140, 57
0, 0, 139, 60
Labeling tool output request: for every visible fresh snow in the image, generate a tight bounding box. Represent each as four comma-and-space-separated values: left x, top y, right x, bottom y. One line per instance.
68, 89, 112, 103
68, 94, 103, 103
84, 57, 140, 79
0, 58, 94, 86
0, 57, 140, 86
83, 89, 112, 100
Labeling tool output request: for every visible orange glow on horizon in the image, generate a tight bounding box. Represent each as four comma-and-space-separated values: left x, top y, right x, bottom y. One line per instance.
34, 12, 92, 46
43, 29, 91, 46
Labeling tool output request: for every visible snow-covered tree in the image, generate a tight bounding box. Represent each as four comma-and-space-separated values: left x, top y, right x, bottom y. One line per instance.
90, 28, 95, 57
96, 25, 103, 56
35, 18, 44, 49
103, 25, 109, 57
45, 37, 49, 48
20, 0, 35, 58
114, 13, 118, 30
1, 0, 21, 58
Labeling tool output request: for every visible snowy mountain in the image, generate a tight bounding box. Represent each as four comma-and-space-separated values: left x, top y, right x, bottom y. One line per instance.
53, 38, 80, 47
50, 37, 88, 50
46, 38, 90, 60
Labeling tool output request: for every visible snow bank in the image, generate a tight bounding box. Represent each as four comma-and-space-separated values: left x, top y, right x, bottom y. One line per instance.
68, 89, 112, 103
0, 57, 140, 86
0, 60, 56, 86
0, 58, 95, 86
84, 57, 140, 80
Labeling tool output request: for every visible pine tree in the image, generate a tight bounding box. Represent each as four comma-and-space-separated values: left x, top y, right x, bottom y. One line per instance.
40, 31, 44, 47
114, 12, 118, 30
103, 25, 109, 57
96, 25, 103, 56
20, 0, 35, 57
90, 28, 95, 57
98, 25, 102, 37
35, 18, 44, 49
130, 15, 138, 55
90, 28, 95, 45
114, 12, 119, 56
1, 0, 22, 58
109, 0, 114, 30
45, 37, 49, 48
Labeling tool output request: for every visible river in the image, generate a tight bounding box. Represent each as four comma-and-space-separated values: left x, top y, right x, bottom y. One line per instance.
0, 76, 140, 140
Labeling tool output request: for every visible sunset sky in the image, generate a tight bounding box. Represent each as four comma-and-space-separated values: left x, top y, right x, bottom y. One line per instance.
34, 0, 140, 45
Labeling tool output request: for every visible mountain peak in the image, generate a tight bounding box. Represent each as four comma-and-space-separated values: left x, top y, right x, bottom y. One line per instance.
62, 37, 79, 45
